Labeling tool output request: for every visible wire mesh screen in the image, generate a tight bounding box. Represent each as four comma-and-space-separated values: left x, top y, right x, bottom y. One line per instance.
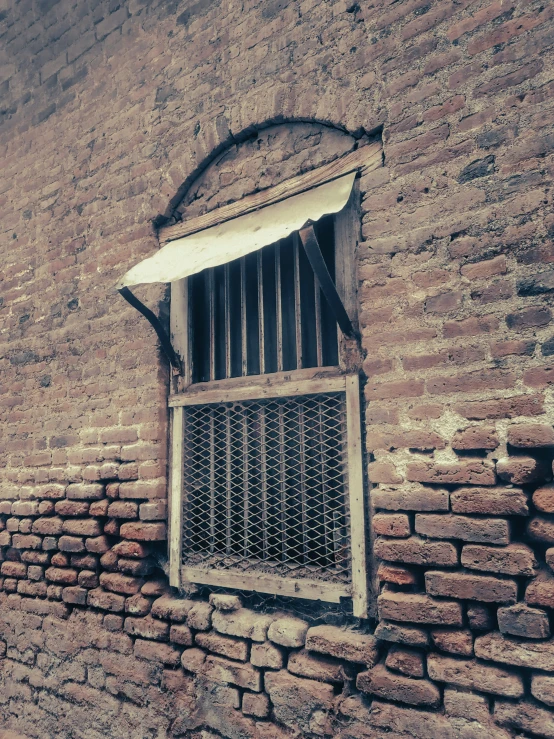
182, 392, 351, 584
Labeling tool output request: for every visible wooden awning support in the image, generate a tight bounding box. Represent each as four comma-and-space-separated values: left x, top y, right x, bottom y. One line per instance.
299, 225, 356, 339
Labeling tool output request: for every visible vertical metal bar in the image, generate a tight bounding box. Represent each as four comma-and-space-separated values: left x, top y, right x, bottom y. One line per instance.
298, 401, 309, 563
241, 257, 247, 377
293, 233, 303, 370
224, 264, 231, 379
260, 404, 268, 560
257, 250, 265, 375
278, 403, 286, 560
275, 242, 283, 373
314, 276, 323, 367
242, 406, 250, 558
318, 399, 333, 565
207, 270, 215, 381
209, 408, 215, 553
225, 406, 232, 555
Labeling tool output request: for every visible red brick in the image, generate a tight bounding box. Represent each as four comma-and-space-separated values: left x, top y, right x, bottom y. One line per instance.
497, 456, 550, 484
455, 394, 545, 419
99, 572, 144, 595
119, 522, 166, 541
447, 0, 515, 41
443, 315, 499, 338
533, 485, 554, 514
375, 536, 458, 567
357, 664, 440, 707
365, 379, 425, 401
367, 462, 403, 484
451, 426, 499, 451
451, 486, 528, 516
377, 563, 417, 586
45, 567, 78, 585
430, 629, 473, 657
524, 365, 554, 388
385, 645, 425, 678
415, 513, 509, 544
427, 654, 523, 698
425, 570, 517, 604
426, 368, 514, 395
378, 591, 463, 626
462, 543, 537, 577
407, 460, 496, 485
373, 513, 410, 538
507, 423, 554, 448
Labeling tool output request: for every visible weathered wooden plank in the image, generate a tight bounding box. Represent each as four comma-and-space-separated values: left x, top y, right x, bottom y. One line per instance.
159, 142, 382, 244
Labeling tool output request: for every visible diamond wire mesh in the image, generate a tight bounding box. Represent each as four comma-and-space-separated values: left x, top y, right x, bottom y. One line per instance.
182, 392, 351, 584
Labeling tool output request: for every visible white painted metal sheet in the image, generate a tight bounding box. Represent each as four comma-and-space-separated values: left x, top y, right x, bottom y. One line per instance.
117, 172, 356, 288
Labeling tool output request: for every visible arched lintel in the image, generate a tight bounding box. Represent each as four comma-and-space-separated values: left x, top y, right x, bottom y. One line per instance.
153, 116, 381, 229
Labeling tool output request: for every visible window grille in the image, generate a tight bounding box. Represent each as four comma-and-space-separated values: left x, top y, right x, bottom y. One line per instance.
181, 392, 350, 583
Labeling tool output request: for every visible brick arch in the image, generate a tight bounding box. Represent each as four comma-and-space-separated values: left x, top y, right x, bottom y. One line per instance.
157, 117, 372, 225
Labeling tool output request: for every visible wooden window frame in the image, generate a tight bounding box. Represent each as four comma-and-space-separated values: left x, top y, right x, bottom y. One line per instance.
165, 145, 381, 618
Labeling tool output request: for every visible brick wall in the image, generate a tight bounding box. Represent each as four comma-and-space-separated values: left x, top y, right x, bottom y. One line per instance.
1, 0, 554, 737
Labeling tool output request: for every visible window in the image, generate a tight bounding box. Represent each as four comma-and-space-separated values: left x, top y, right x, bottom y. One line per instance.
143, 144, 383, 618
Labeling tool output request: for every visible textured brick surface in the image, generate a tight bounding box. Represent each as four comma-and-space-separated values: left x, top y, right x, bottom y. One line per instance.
1, 0, 554, 736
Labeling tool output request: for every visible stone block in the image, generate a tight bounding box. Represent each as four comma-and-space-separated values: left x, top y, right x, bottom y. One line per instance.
444, 689, 490, 722
242, 692, 270, 718
88, 588, 125, 613
99, 571, 143, 595
124, 616, 169, 641
209, 593, 242, 611
535, 484, 554, 513
507, 423, 554, 447
496, 456, 550, 484
67, 484, 104, 500
495, 699, 554, 737
371, 484, 449, 511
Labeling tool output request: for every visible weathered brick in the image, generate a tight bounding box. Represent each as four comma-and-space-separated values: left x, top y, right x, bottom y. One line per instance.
87, 588, 125, 613
462, 542, 537, 576
305, 625, 379, 665
430, 629, 473, 657
451, 426, 499, 450
288, 649, 354, 683
268, 616, 308, 648
250, 641, 285, 669
195, 631, 249, 661
407, 461, 496, 486
124, 616, 169, 641
374, 536, 458, 566
212, 608, 274, 642
451, 486, 529, 516
373, 513, 410, 537
134, 638, 180, 666
371, 484, 449, 511
378, 592, 463, 626
534, 484, 554, 513
66, 484, 104, 501
99, 572, 143, 595
508, 423, 554, 448
151, 595, 194, 622
119, 522, 166, 541
498, 603, 550, 639
476, 632, 554, 672
425, 570, 517, 603
415, 513, 509, 544
385, 645, 424, 678
357, 664, 440, 707
427, 654, 523, 698
374, 621, 429, 648
264, 670, 335, 734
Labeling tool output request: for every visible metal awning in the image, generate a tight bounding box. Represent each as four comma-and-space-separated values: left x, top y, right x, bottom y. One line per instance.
116, 172, 356, 289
